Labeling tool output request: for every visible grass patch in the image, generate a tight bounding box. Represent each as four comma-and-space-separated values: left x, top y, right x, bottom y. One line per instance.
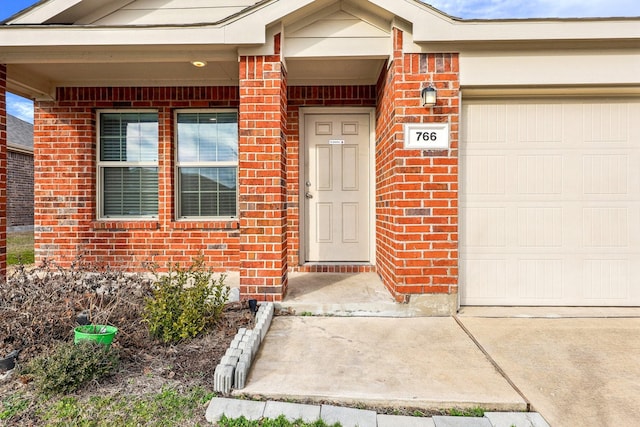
7, 230, 34, 265
447, 407, 486, 417
0, 393, 31, 422
31, 386, 214, 426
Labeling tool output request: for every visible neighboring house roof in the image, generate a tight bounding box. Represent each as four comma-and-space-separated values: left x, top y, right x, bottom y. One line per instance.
7, 115, 34, 154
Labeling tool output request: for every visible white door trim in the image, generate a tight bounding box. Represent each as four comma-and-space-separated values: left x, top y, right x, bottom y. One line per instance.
299, 107, 376, 265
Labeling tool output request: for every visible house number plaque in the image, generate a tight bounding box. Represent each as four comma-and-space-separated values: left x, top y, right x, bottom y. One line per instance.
404, 123, 450, 150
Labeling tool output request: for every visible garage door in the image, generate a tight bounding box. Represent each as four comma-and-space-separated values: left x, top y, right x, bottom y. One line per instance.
460, 98, 640, 306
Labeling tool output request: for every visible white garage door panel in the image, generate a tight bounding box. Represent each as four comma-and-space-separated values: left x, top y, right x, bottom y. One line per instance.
461, 99, 640, 306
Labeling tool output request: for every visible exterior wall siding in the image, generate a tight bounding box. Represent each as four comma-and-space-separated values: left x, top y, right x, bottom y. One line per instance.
376, 28, 460, 301
7, 149, 34, 228
34, 87, 240, 270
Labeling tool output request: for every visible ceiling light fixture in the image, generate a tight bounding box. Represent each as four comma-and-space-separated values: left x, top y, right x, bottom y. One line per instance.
191, 60, 207, 68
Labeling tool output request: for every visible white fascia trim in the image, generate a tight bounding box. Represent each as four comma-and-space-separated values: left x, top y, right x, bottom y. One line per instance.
0, 25, 231, 47
369, 0, 640, 44
421, 19, 640, 44
0, 47, 238, 64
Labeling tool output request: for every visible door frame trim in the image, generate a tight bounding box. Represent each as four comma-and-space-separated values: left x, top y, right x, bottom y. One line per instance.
298, 107, 376, 265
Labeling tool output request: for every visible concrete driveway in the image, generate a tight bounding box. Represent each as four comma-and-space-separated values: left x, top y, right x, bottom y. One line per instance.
458, 313, 640, 427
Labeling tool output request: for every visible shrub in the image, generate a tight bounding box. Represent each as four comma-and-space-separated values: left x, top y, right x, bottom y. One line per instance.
24, 341, 120, 396
143, 256, 229, 344
2, 257, 153, 362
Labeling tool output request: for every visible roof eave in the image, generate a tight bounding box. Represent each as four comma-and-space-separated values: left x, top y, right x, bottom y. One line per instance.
8, 144, 34, 155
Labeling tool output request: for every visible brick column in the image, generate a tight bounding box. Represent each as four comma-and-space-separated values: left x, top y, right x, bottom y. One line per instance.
0, 65, 7, 280
238, 54, 288, 301
376, 29, 460, 314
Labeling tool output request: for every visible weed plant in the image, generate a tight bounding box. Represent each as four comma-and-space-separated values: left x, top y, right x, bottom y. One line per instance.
23, 340, 119, 396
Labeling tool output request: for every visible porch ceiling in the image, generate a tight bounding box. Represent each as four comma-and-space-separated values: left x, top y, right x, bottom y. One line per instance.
6, 54, 385, 100
4, 0, 392, 99
286, 58, 385, 86
8, 61, 241, 97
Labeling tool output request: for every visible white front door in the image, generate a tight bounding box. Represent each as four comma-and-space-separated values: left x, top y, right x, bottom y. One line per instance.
305, 113, 370, 262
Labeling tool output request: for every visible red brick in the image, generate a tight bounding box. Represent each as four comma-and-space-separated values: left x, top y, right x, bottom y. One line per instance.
375, 28, 459, 300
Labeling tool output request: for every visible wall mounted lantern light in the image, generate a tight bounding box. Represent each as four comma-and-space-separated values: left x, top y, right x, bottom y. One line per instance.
421, 85, 437, 107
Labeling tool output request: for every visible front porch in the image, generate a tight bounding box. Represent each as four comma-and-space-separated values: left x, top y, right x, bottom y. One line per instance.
227, 271, 458, 316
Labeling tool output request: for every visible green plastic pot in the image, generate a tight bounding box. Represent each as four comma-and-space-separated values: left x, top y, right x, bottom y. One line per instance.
74, 325, 118, 346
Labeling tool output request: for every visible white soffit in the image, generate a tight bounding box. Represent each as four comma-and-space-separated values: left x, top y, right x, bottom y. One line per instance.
13, 61, 240, 86
6, 59, 240, 100
286, 58, 385, 86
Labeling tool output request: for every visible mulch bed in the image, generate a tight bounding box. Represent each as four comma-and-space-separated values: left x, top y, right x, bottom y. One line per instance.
0, 261, 255, 423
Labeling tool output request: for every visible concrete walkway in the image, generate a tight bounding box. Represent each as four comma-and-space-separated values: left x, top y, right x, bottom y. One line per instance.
234, 316, 526, 411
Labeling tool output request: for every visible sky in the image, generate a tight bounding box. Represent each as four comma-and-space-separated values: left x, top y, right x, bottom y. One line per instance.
2, 0, 640, 124
427, 0, 640, 19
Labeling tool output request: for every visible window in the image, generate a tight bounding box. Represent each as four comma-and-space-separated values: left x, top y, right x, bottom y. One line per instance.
98, 111, 159, 218
176, 111, 238, 218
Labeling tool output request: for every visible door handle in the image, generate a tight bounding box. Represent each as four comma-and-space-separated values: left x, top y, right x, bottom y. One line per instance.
305, 192, 313, 199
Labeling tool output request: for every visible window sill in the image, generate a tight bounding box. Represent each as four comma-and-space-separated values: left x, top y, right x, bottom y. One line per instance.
92, 221, 160, 231
173, 220, 240, 230
90, 220, 240, 231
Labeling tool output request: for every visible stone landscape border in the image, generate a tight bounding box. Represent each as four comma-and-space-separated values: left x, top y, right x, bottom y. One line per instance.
205, 397, 551, 426
214, 302, 274, 393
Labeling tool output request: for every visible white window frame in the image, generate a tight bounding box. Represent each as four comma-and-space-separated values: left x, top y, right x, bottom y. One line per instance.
174, 109, 239, 220
96, 109, 159, 220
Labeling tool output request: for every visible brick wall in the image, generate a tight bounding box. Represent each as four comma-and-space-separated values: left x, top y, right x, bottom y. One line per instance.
286, 86, 377, 269
0, 65, 6, 278
375, 28, 460, 301
7, 149, 34, 227
30, 30, 459, 302
34, 87, 240, 270
32, 82, 380, 286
